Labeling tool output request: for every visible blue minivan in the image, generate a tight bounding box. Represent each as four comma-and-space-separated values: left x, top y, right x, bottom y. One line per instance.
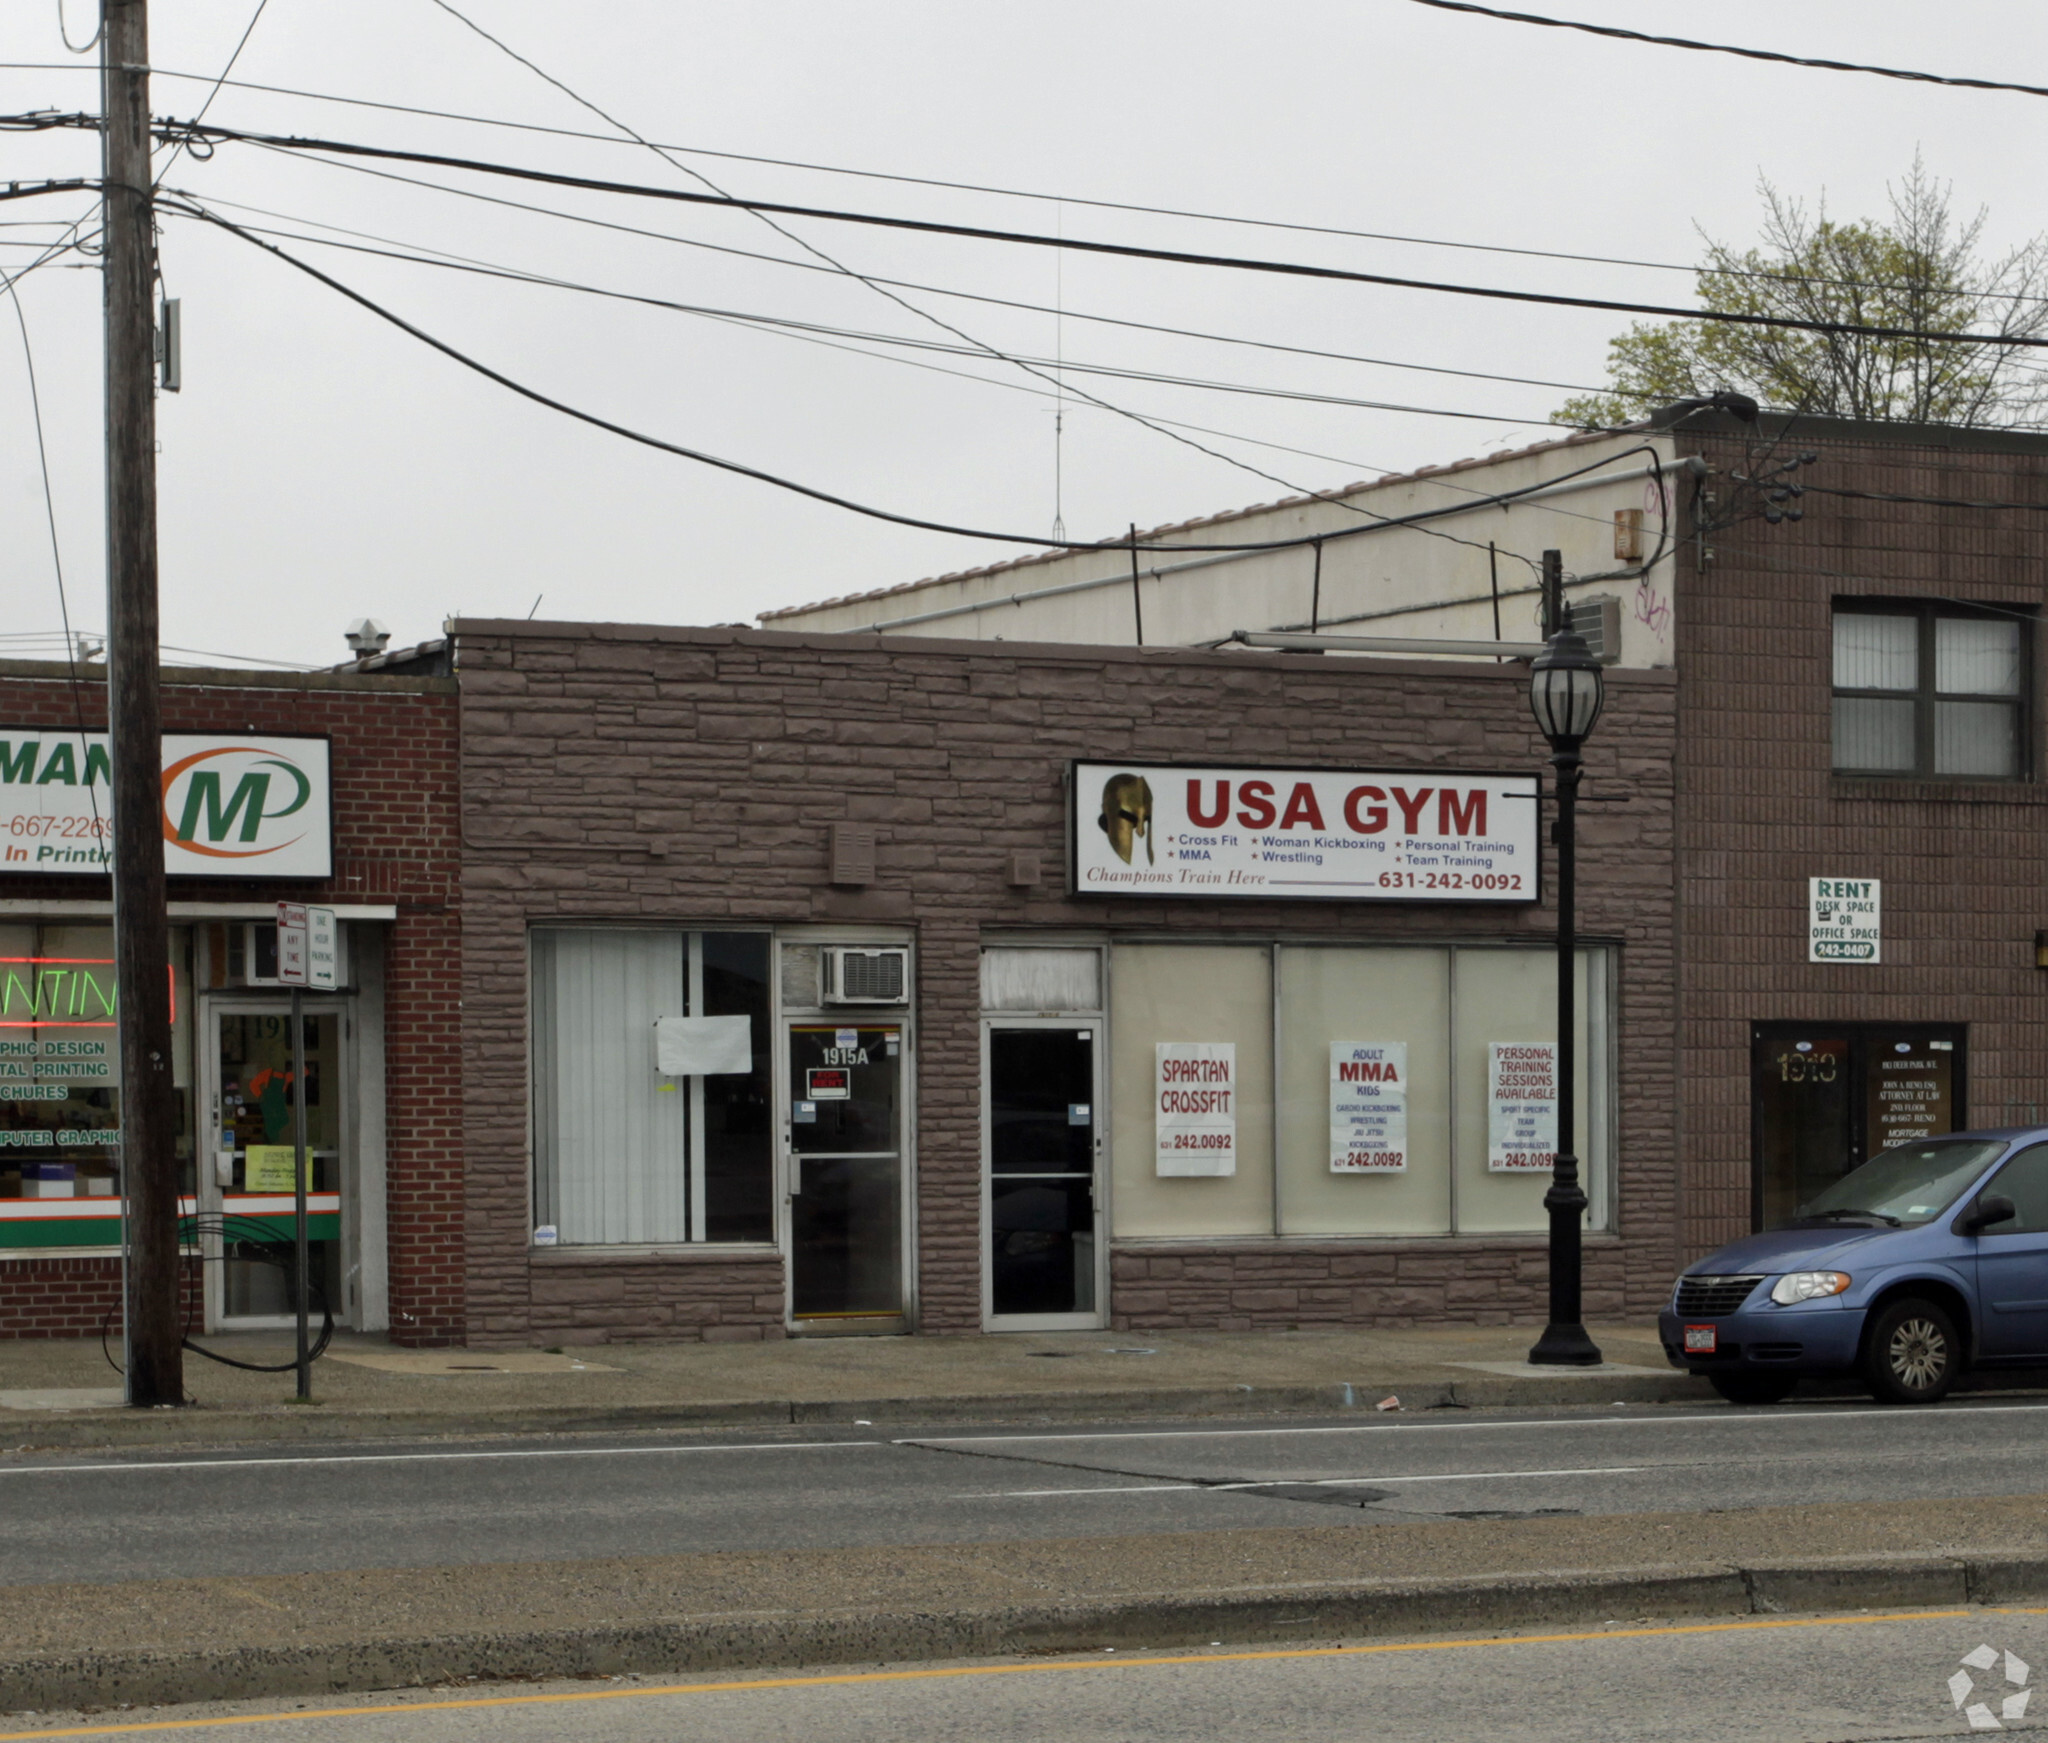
1659, 1128, 2048, 1405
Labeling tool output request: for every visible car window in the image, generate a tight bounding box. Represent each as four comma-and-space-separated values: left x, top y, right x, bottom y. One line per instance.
1980, 1144, 2048, 1234
1795, 1139, 2005, 1227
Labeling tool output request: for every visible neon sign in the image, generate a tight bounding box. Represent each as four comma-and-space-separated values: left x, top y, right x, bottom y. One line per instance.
0, 957, 177, 1028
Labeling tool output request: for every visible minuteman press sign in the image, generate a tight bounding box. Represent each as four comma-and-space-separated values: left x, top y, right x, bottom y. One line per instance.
1072, 761, 1538, 901
0, 731, 331, 878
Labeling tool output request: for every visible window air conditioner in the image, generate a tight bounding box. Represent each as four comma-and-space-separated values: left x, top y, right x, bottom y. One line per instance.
820, 946, 909, 1005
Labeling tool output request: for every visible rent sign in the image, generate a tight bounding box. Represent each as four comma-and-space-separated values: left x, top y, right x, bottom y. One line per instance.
1071, 761, 1538, 901
0, 732, 332, 878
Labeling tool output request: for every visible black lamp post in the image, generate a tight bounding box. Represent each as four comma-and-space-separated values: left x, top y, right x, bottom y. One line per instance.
1526, 552, 1605, 1368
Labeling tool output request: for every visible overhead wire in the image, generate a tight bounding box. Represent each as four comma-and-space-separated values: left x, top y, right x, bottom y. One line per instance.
211, 142, 1606, 399
1404, 0, 2048, 101
8, 62, 2042, 306
151, 0, 270, 189
401, 6, 1549, 573
144, 119, 2048, 353
2, 236, 103, 832
410, 1, 1514, 568
175, 204, 1573, 429
183, 199, 1634, 531
159, 198, 1653, 558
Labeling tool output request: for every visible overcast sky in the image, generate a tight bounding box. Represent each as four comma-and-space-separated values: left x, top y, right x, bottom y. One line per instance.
1, 1, 2042, 669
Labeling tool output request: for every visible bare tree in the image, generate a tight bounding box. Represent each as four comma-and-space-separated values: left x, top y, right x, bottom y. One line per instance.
1556, 159, 2048, 429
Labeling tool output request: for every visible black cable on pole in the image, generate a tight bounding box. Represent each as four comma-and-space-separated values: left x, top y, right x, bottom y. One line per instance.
1405, 0, 2048, 101
142, 121, 2048, 353
1310, 541, 1323, 634
163, 200, 1651, 558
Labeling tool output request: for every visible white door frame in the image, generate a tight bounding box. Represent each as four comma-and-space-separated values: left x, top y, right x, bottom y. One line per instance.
197, 993, 355, 1332
980, 1015, 1107, 1332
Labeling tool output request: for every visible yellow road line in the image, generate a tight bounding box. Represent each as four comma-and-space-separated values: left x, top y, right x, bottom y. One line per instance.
3, 1606, 2034, 1740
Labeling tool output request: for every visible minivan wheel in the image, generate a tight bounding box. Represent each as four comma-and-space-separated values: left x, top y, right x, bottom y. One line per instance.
1862, 1297, 1961, 1404
1708, 1372, 1796, 1406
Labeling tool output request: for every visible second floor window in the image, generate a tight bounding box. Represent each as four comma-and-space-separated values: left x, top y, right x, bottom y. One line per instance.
1832, 603, 2029, 780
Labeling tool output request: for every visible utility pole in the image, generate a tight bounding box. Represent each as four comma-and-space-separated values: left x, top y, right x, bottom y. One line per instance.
103, 0, 182, 1407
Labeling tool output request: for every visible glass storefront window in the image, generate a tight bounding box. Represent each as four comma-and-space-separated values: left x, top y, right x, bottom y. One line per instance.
0, 923, 194, 1249
531, 927, 773, 1246
1109, 940, 1610, 1242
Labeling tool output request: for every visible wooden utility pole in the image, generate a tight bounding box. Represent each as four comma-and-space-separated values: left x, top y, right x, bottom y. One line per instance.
103, 0, 182, 1407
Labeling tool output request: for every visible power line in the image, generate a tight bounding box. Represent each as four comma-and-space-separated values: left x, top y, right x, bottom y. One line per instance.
13, 60, 2038, 307
1404, 0, 2048, 100
410, 3, 1538, 574
149, 121, 2048, 353
178, 206, 1570, 428
160, 199, 1651, 558
3, 239, 102, 827
412, 1, 1451, 560
200, 201, 1641, 528
175, 185, 1632, 521
220, 142, 1606, 400
152, 0, 270, 189
1795, 482, 2048, 514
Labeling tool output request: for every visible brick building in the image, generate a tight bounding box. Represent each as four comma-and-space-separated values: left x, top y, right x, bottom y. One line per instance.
1670, 413, 2048, 1259
453, 622, 1677, 1343
0, 660, 462, 1343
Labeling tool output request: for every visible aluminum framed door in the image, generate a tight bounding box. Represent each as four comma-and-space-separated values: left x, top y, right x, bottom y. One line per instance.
199, 997, 353, 1332
983, 1019, 1105, 1330
785, 1019, 908, 1332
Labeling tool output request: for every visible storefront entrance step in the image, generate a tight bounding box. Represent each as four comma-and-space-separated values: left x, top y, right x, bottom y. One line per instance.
0, 1387, 122, 1412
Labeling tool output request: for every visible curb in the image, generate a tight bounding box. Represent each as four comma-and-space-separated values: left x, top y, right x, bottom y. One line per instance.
2, 1552, 2035, 1714
0, 1373, 1711, 1451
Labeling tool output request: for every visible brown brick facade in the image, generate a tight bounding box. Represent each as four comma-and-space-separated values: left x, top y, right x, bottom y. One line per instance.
1673, 417, 2048, 1262
455, 622, 1679, 1342
0, 664, 463, 1343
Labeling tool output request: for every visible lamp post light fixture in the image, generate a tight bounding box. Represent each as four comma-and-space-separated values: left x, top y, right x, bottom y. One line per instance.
1527, 551, 1606, 1368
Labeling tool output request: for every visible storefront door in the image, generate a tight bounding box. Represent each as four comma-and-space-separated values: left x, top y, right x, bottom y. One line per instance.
201, 1000, 351, 1331
787, 1021, 906, 1330
984, 1022, 1103, 1328
1752, 1024, 1964, 1229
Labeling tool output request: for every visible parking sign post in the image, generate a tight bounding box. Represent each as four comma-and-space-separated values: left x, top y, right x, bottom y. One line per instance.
275, 903, 335, 1401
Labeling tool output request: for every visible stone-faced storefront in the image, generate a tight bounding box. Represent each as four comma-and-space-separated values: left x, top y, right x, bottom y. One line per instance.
456, 620, 1677, 1344
0, 660, 463, 1344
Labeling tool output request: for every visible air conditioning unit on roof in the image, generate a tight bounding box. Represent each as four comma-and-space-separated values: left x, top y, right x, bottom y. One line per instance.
820, 946, 909, 1005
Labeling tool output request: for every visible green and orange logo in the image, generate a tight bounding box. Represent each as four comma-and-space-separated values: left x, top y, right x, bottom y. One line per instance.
159, 745, 314, 858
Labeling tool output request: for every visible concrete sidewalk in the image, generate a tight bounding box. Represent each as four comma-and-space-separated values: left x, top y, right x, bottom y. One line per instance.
7, 1493, 2048, 1711
0, 1323, 1704, 1447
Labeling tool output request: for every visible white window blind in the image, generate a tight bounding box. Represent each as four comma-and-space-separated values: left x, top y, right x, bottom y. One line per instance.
533, 929, 687, 1245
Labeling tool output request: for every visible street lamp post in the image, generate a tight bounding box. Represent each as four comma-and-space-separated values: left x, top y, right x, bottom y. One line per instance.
1526, 551, 1605, 1368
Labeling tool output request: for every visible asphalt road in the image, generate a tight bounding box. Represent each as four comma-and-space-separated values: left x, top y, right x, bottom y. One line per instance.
10, 1608, 2045, 1742
12, 1396, 2048, 1586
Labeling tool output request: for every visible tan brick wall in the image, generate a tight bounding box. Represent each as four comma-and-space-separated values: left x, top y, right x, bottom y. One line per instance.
456, 623, 1678, 1342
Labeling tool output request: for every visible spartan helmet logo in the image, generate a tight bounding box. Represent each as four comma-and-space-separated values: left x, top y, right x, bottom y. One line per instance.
1098, 772, 1154, 865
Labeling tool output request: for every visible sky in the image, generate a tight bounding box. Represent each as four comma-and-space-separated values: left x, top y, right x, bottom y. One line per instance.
1, 1, 2044, 670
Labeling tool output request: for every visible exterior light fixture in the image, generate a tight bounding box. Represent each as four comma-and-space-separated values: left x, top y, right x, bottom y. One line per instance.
1526, 552, 1605, 1369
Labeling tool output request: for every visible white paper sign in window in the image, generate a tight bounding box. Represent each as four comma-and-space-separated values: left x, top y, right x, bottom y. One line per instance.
1329, 1041, 1407, 1172
655, 1014, 753, 1077
1155, 1041, 1236, 1177
1488, 1042, 1556, 1172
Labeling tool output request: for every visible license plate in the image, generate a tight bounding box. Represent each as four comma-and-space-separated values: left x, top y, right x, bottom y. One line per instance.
1683, 1325, 1717, 1354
